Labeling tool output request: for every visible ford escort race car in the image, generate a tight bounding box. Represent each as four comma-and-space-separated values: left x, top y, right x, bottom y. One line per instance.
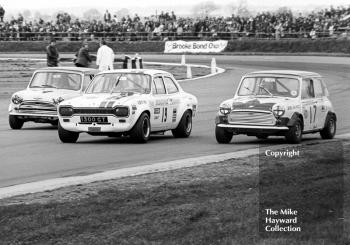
8, 67, 98, 129
215, 70, 336, 144
57, 69, 198, 143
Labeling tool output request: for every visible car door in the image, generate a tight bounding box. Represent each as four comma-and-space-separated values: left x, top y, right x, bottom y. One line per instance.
301, 78, 317, 131
163, 75, 181, 128
313, 78, 328, 129
150, 76, 170, 131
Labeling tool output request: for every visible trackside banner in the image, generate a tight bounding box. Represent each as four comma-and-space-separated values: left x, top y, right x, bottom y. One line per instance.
164, 40, 228, 53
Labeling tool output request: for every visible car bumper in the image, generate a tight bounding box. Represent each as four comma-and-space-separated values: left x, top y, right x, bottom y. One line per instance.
9, 111, 58, 120
216, 124, 289, 130
59, 115, 136, 133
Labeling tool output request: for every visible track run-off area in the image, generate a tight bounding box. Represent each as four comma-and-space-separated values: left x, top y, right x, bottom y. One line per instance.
0, 54, 349, 188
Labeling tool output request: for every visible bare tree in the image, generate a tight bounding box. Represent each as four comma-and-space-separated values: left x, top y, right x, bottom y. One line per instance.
22, 10, 32, 20
192, 1, 219, 17
115, 8, 130, 19
83, 8, 103, 21
236, 0, 251, 17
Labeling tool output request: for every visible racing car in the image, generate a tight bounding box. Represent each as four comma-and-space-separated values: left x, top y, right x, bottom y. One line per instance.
8, 67, 99, 129
57, 69, 198, 143
215, 70, 337, 144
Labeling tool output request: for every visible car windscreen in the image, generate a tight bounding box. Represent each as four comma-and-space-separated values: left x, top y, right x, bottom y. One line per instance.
237, 77, 300, 98
29, 72, 82, 91
86, 73, 151, 94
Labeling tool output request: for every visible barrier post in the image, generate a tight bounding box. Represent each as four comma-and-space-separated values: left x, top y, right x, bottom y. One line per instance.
181, 54, 186, 65
211, 57, 217, 74
186, 65, 192, 79
127, 57, 132, 69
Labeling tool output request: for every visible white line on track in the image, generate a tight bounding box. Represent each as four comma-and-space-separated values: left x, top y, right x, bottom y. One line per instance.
0, 133, 349, 199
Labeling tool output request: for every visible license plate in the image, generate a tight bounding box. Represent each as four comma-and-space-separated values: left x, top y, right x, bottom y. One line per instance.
88, 127, 101, 132
80, 116, 108, 123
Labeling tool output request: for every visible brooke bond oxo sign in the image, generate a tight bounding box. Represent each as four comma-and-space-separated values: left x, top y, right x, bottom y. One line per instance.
164, 40, 228, 53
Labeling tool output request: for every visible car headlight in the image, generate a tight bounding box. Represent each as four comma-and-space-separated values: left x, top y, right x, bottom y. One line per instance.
219, 104, 231, 115
114, 106, 129, 117
59, 106, 74, 117
272, 104, 285, 118
220, 107, 231, 115
11, 95, 23, 104
52, 97, 64, 105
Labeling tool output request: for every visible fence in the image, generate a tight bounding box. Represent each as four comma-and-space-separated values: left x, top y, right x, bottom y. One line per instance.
0, 30, 349, 41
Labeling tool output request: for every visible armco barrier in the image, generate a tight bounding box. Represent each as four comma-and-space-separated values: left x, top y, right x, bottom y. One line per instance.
0, 39, 349, 53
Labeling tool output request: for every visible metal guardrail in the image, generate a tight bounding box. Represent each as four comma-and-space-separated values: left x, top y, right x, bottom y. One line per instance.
0, 31, 348, 41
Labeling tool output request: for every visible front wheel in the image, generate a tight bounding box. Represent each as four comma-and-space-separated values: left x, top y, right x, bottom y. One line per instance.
172, 110, 192, 138
130, 113, 150, 143
256, 134, 269, 140
285, 119, 302, 144
320, 115, 336, 139
51, 120, 59, 126
58, 123, 79, 143
215, 126, 233, 144
9, 115, 24, 129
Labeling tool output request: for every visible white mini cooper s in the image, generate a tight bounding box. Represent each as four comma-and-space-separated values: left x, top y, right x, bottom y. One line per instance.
215, 70, 336, 144
58, 69, 198, 143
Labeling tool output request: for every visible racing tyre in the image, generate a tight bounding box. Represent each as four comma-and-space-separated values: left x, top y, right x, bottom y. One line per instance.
215, 125, 233, 144
130, 113, 150, 143
320, 115, 336, 139
9, 115, 24, 129
51, 120, 59, 126
256, 134, 269, 140
58, 122, 79, 143
172, 110, 192, 138
285, 119, 302, 144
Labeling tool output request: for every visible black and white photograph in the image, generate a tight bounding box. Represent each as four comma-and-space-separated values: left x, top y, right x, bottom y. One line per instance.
0, 0, 349, 244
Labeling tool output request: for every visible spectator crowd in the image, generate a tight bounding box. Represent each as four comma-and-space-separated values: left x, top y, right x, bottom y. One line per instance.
0, 5, 349, 41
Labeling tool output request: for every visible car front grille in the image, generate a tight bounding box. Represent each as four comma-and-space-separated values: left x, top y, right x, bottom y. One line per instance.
228, 110, 276, 125
73, 108, 115, 114
17, 101, 57, 115
72, 107, 129, 117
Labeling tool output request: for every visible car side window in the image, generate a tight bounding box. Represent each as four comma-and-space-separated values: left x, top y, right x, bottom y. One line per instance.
313, 78, 324, 98
163, 76, 179, 94
301, 79, 315, 99
153, 77, 166, 94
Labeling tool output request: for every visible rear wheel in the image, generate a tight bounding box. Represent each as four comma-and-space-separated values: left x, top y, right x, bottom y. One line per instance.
172, 110, 192, 138
285, 119, 302, 144
215, 125, 233, 144
58, 122, 79, 143
320, 115, 336, 139
9, 115, 24, 129
130, 113, 150, 143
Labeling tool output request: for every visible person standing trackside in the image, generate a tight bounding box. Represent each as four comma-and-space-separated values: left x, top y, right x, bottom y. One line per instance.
74, 41, 92, 67
0, 5, 5, 22
46, 39, 59, 67
96, 39, 114, 71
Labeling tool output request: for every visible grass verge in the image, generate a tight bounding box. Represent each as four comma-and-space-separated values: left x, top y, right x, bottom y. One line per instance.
0, 139, 349, 245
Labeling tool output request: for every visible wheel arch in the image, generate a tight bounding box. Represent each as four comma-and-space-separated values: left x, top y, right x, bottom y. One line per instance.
175, 108, 192, 127
323, 111, 337, 128
287, 112, 304, 130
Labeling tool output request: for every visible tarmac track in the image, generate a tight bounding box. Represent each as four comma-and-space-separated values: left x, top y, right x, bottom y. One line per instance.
0, 54, 349, 188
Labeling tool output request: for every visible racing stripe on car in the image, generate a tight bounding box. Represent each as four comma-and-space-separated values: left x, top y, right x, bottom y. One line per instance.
99, 101, 107, 108
106, 101, 115, 108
